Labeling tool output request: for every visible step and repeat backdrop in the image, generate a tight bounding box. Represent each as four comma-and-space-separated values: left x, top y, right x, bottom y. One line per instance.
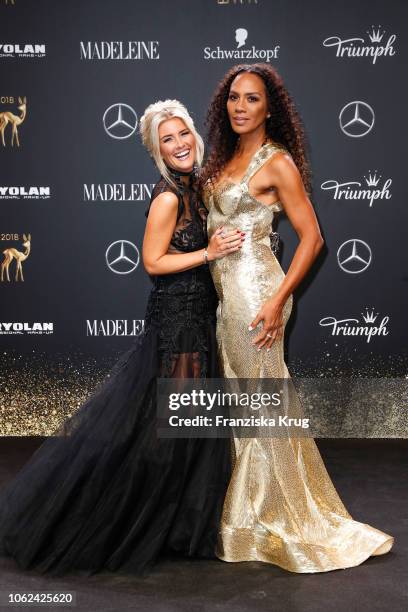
1, 0, 407, 435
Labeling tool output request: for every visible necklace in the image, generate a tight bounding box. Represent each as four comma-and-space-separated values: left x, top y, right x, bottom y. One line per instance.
165, 162, 199, 195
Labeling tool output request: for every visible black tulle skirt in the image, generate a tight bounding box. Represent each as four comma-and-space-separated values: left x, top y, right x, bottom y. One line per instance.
0, 273, 231, 576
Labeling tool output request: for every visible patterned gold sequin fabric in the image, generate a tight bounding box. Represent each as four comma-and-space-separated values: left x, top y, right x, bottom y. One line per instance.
204, 143, 394, 572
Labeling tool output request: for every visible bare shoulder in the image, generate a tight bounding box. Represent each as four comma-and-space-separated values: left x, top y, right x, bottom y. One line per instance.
150, 190, 179, 209
146, 189, 179, 226
263, 149, 300, 184
267, 149, 296, 172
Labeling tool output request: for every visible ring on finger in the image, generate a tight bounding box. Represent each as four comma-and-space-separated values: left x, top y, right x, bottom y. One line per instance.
266, 333, 273, 338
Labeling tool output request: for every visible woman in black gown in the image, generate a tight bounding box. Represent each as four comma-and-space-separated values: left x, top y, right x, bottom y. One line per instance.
0, 99, 243, 576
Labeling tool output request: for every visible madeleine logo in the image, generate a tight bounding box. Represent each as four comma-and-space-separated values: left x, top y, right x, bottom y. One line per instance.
86, 320, 145, 337
204, 28, 279, 61
0, 96, 27, 147
323, 26, 396, 64
80, 41, 159, 60
83, 183, 155, 202
321, 170, 392, 207
1, 233, 31, 282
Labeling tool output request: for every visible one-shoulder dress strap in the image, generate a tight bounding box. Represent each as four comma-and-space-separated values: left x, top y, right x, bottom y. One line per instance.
241, 142, 289, 187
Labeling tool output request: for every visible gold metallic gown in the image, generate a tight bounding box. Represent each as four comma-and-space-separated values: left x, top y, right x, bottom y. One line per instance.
204, 142, 394, 573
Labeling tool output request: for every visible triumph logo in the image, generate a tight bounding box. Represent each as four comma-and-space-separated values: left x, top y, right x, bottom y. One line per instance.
0, 322, 53, 335
0, 43, 45, 58
319, 308, 389, 344
84, 183, 154, 202
321, 171, 392, 207
80, 41, 159, 60
86, 320, 145, 336
323, 26, 396, 64
0, 186, 50, 199
204, 28, 279, 61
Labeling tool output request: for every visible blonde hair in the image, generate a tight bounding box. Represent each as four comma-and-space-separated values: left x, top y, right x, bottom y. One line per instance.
139, 99, 204, 189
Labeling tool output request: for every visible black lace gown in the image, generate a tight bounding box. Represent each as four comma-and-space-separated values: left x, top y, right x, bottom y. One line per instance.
0, 175, 230, 576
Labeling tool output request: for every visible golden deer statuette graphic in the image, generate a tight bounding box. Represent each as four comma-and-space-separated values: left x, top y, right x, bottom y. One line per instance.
1, 233, 31, 282
0, 96, 26, 147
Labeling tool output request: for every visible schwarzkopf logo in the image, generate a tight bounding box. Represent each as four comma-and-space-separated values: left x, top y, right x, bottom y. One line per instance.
0, 322, 53, 335
83, 183, 155, 202
321, 171, 392, 207
204, 28, 279, 62
0, 186, 50, 199
319, 308, 389, 344
86, 320, 145, 336
323, 26, 396, 64
0, 43, 45, 58
80, 41, 159, 60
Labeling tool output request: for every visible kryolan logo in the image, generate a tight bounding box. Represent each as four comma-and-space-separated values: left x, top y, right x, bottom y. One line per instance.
0, 186, 50, 200
321, 171, 392, 207
80, 41, 159, 60
204, 28, 280, 61
323, 26, 396, 64
0, 322, 53, 335
0, 44, 45, 58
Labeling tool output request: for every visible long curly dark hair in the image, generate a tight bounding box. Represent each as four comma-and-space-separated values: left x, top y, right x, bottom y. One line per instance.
201, 63, 312, 195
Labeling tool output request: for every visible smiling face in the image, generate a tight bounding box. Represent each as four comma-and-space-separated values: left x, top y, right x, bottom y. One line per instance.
227, 72, 270, 136
158, 117, 196, 172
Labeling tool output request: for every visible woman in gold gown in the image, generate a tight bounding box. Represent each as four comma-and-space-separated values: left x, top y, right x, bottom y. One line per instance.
201, 63, 394, 573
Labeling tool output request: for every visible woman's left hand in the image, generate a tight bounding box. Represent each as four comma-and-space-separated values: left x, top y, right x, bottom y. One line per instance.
248, 297, 285, 351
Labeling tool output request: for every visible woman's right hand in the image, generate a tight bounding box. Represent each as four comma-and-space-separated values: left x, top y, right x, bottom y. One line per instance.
207, 226, 245, 261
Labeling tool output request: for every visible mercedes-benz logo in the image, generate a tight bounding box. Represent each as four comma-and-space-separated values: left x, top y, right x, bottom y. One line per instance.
103, 103, 138, 140
337, 239, 372, 274
106, 240, 140, 274
339, 101, 375, 137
